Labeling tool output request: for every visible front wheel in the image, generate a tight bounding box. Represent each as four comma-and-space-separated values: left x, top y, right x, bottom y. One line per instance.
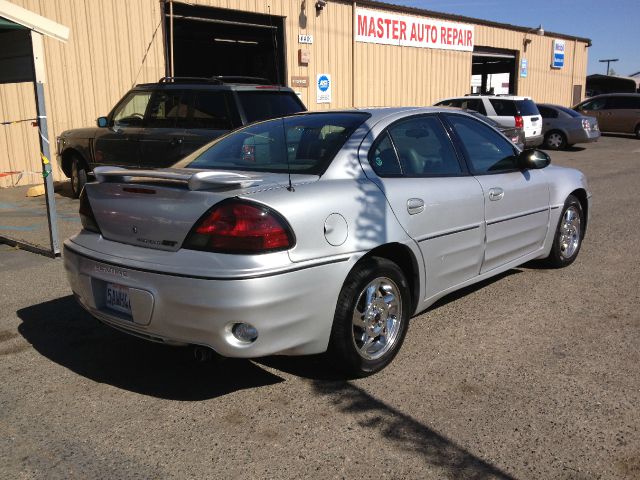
545, 195, 584, 268
328, 257, 411, 377
70, 156, 88, 198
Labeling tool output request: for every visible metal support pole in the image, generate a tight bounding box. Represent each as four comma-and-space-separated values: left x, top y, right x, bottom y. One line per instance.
169, 0, 174, 77
31, 31, 60, 256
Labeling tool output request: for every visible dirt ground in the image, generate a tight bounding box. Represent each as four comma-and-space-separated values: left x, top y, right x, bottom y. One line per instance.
1, 134, 639, 479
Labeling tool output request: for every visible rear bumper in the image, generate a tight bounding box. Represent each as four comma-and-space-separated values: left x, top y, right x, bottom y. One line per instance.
566, 128, 601, 145
63, 241, 349, 357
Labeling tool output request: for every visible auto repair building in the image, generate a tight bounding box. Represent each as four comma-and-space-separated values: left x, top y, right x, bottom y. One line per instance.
0, 0, 591, 187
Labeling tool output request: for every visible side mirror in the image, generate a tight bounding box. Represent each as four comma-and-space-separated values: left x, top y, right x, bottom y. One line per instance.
97, 116, 109, 128
518, 149, 551, 170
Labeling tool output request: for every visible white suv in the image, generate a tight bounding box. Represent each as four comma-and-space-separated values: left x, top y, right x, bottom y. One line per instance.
434, 95, 544, 147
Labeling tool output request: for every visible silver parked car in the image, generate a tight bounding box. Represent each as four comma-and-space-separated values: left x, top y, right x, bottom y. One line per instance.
64, 108, 591, 377
537, 103, 600, 150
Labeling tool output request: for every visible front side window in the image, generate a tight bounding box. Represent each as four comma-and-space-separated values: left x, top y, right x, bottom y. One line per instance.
145, 90, 189, 128
176, 112, 368, 174
446, 114, 517, 174
112, 91, 152, 127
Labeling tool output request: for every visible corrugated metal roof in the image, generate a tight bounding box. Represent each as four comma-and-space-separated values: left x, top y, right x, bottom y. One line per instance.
358, 0, 592, 44
0, 0, 69, 41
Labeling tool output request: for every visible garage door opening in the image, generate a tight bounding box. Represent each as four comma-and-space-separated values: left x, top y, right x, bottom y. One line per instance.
471, 47, 516, 95
165, 2, 286, 85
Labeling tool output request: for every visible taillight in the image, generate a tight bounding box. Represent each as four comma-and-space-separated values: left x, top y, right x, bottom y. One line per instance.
79, 188, 101, 234
515, 115, 524, 129
582, 119, 591, 131
183, 200, 295, 254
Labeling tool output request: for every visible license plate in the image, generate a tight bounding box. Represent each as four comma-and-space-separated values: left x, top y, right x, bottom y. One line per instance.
105, 282, 132, 316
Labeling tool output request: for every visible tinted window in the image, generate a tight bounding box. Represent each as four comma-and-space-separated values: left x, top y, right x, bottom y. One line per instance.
467, 111, 499, 127
515, 100, 539, 116
178, 113, 367, 175
446, 114, 517, 174
386, 116, 462, 176
538, 106, 559, 119
145, 91, 189, 128
556, 106, 581, 118
489, 99, 518, 116
464, 99, 487, 115
605, 96, 639, 109
577, 98, 606, 111
436, 99, 463, 108
237, 91, 306, 123
189, 91, 234, 129
112, 91, 151, 126
369, 132, 402, 176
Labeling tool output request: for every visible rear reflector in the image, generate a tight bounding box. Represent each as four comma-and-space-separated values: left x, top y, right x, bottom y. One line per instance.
515, 115, 524, 129
183, 199, 294, 254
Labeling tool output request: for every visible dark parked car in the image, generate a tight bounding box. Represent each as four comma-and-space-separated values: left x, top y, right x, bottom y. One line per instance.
537, 103, 600, 150
573, 93, 640, 139
57, 77, 307, 197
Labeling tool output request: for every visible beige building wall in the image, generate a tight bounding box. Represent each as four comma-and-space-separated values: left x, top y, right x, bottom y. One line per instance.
0, 0, 589, 188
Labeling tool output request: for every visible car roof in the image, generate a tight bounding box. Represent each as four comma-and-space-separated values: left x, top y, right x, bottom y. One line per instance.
582, 92, 640, 98
438, 95, 532, 101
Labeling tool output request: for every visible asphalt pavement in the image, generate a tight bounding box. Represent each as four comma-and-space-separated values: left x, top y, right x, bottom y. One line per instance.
1, 134, 639, 479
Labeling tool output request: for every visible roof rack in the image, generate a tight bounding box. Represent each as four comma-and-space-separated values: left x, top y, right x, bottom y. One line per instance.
157, 76, 274, 85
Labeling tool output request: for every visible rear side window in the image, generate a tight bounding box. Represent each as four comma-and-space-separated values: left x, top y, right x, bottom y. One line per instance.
369, 132, 402, 176
605, 96, 640, 109
515, 100, 539, 116
189, 91, 236, 129
556, 106, 581, 118
446, 114, 517, 174
178, 112, 368, 175
538, 106, 558, 119
489, 99, 518, 116
237, 91, 306, 123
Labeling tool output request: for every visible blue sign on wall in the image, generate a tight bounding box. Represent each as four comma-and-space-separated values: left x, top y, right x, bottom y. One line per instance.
520, 58, 528, 78
551, 39, 565, 69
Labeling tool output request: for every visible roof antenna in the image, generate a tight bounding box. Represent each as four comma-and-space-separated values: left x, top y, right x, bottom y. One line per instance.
268, 5, 294, 192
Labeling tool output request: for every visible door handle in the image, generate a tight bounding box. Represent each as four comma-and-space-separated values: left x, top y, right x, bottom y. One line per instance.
488, 188, 504, 201
170, 137, 183, 147
407, 198, 424, 215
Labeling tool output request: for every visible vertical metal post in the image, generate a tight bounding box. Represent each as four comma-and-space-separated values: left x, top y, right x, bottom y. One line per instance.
169, 0, 174, 77
31, 31, 60, 256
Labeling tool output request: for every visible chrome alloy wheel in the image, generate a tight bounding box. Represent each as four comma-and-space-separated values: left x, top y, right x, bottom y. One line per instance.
546, 132, 564, 149
351, 277, 403, 360
558, 206, 581, 259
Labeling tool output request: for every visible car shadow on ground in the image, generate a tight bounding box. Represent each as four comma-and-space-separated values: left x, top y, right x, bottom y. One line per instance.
540, 145, 586, 153
600, 132, 639, 140
16, 295, 284, 401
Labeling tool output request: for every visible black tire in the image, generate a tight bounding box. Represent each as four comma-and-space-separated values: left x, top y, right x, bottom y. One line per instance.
70, 155, 88, 198
545, 195, 584, 268
544, 131, 567, 150
635, 124, 640, 139
327, 257, 411, 377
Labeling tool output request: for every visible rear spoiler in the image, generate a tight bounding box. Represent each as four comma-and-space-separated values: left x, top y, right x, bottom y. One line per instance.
93, 167, 263, 191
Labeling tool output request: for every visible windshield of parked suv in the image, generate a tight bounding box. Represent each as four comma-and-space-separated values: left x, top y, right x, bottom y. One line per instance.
178, 112, 369, 175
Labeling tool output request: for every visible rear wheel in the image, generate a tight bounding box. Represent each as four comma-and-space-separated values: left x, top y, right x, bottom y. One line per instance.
544, 131, 567, 150
545, 195, 584, 268
635, 124, 640, 139
328, 257, 410, 377
70, 155, 88, 198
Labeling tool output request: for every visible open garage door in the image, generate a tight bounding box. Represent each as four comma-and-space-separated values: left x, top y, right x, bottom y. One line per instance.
471, 47, 516, 95
166, 2, 286, 85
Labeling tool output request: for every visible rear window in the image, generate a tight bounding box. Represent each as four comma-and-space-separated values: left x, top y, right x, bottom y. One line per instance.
178, 112, 369, 175
556, 106, 582, 118
237, 91, 306, 123
515, 100, 539, 116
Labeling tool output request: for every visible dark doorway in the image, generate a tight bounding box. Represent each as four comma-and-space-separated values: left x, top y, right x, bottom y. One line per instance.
471, 47, 516, 95
165, 2, 286, 85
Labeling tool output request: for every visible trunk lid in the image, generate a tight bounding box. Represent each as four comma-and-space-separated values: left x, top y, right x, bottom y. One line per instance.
87, 167, 318, 252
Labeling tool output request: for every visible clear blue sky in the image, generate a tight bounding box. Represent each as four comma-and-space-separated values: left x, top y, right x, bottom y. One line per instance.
392, 0, 639, 76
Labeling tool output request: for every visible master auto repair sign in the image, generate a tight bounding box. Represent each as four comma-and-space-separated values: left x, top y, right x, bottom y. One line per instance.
355, 8, 474, 52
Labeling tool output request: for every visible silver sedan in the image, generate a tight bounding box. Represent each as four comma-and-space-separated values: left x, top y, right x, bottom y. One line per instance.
538, 103, 600, 150
64, 108, 591, 377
